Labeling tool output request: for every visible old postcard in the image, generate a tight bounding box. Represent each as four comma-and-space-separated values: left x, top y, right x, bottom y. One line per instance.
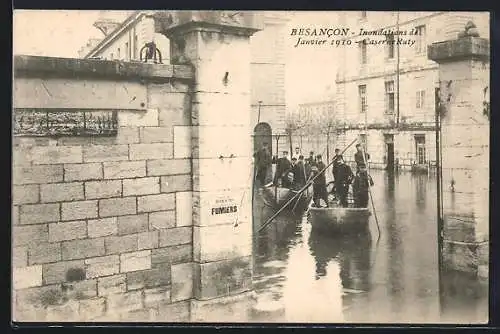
12, 10, 490, 324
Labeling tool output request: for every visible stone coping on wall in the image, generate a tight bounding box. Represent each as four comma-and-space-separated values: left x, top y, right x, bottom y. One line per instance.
428, 36, 489, 63
14, 55, 194, 83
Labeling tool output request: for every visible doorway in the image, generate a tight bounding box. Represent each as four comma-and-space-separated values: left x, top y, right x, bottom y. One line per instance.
384, 134, 395, 172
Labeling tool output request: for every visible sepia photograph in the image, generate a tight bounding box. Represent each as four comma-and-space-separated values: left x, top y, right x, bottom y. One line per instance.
12, 10, 490, 324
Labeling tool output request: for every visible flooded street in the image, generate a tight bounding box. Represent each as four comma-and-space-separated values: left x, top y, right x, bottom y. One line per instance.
251, 170, 488, 323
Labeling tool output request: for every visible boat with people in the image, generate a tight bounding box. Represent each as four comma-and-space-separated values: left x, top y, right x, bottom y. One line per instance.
260, 183, 313, 216
255, 148, 314, 216
308, 191, 371, 235
308, 159, 374, 235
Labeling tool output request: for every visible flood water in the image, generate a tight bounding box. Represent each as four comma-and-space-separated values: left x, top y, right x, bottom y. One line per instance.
250, 170, 488, 324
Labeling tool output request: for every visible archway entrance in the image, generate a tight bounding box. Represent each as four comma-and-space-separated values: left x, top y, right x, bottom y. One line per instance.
253, 122, 273, 155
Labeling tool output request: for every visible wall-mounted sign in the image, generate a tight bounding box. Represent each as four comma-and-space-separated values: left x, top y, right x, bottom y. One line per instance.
211, 197, 238, 216
13, 109, 118, 137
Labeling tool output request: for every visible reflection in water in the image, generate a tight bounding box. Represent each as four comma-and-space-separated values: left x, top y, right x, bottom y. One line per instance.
251, 170, 488, 323
415, 174, 427, 211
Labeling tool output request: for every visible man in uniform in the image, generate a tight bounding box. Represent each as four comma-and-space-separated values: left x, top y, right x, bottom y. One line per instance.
354, 143, 370, 172
253, 142, 271, 187
293, 146, 302, 160
352, 166, 374, 208
332, 148, 343, 197
274, 151, 292, 187
308, 151, 316, 166
336, 157, 355, 207
292, 155, 307, 190
310, 154, 329, 208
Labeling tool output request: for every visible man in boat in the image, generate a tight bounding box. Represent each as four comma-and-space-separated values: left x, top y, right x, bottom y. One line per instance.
336, 157, 355, 208
304, 151, 314, 178
253, 142, 272, 187
293, 146, 302, 160
332, 148, 344, 197
308, 151, 316, 165
354, 144, 370, 172
292, 155, 307, 190
311, 154, 329, 208
274, 151, 292, 187
352, 166, 374, 208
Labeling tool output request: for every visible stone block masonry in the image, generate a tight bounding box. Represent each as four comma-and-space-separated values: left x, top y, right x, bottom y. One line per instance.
12, 54, 196, 322
428, 31, 490, 278
13, 11, 260, 322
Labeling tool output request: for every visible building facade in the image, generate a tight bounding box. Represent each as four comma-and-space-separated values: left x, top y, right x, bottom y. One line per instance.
294, 101, 336, 158
335, 11, 489, 170
298, 100, 335, 123
82, 11, 288, 142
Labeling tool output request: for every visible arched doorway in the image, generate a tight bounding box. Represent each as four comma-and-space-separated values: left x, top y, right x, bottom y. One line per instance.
253, 122, 273, 154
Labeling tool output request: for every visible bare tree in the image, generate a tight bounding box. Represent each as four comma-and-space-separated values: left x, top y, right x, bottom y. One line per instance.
308, 107, 338, 162
284, 110, 310, 156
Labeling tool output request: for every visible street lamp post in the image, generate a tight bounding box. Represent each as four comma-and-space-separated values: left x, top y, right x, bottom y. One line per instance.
257, 101, 263, 124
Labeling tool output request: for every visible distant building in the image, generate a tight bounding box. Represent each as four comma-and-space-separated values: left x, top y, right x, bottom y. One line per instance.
335, 11, 489, 171
298, 100, 335, 125
294, 100, 336, 159
81, 11, 289, 140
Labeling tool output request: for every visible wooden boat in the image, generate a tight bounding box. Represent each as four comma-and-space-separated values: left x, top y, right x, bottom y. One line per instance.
308, 187, 371, 235
259, 183, 313, 216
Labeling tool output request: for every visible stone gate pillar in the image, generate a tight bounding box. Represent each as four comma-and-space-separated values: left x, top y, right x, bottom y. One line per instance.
428, 22, 489, 278
155, 11, 261, 321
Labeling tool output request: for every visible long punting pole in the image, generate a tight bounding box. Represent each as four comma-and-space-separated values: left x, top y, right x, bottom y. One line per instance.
257, 138, 358, 234
435, 87, 444, 315
362, 95, 380, 238
361, 145, 381, 238
291, 173, 313, 213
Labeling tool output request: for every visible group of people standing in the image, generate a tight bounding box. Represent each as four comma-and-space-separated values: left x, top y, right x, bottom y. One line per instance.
329, 144, 374, 208
253, 142, 374, 209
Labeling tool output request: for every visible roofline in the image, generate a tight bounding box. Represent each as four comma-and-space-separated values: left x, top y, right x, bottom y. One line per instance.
84, 10, 292, 59
299, 101, 335, 106
84, 10, 148, 59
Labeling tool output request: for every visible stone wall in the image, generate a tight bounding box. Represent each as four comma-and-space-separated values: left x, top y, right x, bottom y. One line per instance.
428, 29, 489, 278
12, 55, 195, 321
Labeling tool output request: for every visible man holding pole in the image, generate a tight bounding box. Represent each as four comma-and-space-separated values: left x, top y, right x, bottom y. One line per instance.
354, 143, 370, 172
311, 154, 329, 208
336, 157, 355, 207
353, 166, 374, 208
332, 148, 343, 197
254, 142, 271, 187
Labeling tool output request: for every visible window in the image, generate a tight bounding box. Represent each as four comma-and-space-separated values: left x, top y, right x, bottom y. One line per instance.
415, 25, 426, 54
385, 81, 395, 114
359, 42, 367, 65
416, 90, 425, 109
110, 53, 114, 60
415, 135, 426, 164
358, 85, 367, 114
386, 34, 395, 59
125, 42, 130, 60
133, 34, 138, 59
117, 48, 121, 59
